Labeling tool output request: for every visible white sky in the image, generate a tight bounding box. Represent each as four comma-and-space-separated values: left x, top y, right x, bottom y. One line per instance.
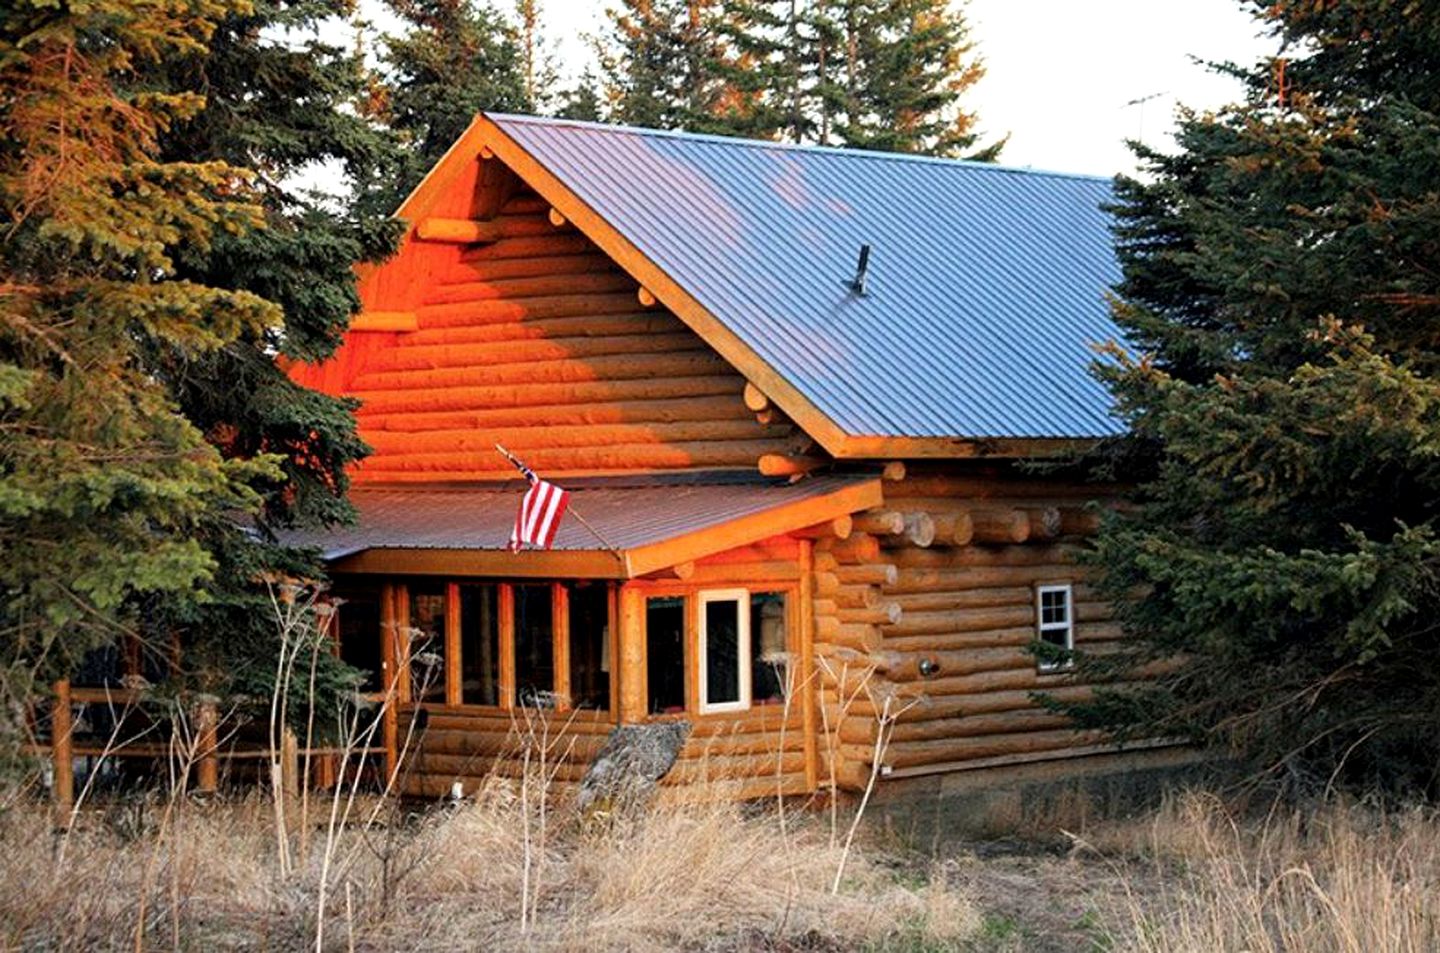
352, 0, 1279, 177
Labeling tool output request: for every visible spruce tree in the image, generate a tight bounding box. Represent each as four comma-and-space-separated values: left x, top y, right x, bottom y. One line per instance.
374, 0, 529, 212
1072, 1, 1440, 792
0, 0, 278, 704
597, 0, 734, 132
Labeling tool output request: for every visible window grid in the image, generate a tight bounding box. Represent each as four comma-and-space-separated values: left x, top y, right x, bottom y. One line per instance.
1035, 583, 1074, 672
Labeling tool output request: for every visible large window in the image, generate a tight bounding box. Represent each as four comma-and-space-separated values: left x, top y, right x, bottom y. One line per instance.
567, 581, 610, 710
460, 584, 501, 705
645, 588, 791, 716
409, 581, 448, 702
514, 584, 555, 705
332, 584, 382, 693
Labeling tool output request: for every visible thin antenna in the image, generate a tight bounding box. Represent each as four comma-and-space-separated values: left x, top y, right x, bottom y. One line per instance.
1123, 91, 1167, 144
850, 243, 871, 295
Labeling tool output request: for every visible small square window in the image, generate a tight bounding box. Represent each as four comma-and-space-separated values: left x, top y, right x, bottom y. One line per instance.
1035, 583, 1074, 672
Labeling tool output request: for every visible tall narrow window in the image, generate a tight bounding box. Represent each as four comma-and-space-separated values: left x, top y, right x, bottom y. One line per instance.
409, 582, 448, 701
645, 595, 685, 714
1035, 583, 1074, 672
700, 589, 750, 714
332, 584, 382, 693
750, 592, 788, 706
567, 581, 610, 710
514, 584, 554, 706
460, 584, 501, 706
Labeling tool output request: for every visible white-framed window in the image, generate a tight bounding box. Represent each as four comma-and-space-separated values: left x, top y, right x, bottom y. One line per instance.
698, 588, 751, 714
1035, 583, 1074, 672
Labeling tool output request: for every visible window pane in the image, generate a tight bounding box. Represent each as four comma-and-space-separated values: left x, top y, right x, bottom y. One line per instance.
514, 584, 554, 706
333, 584, 382, 693
750, 592, 788, 706
567, 581, 610, 710
646, 596, 685, 714
409, 582, 447, 702
460, 584, 501, 706
705, 597, 742, 706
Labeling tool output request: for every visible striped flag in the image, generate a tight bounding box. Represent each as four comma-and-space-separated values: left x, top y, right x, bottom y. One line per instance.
497, 445, 571, 552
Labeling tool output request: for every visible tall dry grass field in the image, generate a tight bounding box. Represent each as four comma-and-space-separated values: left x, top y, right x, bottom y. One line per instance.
1099, 792, 1440, 953
0, 775, 976, 951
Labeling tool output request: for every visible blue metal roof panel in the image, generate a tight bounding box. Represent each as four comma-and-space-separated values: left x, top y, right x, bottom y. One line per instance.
489, 114, 1126, 440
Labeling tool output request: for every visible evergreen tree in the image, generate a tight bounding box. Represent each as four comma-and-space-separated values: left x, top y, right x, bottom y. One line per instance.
374, 0, 529, 212
817, 0, 997, 157
0, 0, 278, 703
1071, 1, 1440, 792
146, 0, 403, 694
597, 0, 734, 132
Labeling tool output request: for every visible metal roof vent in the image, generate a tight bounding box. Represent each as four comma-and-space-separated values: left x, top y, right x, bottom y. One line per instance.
849, 243, 871, 295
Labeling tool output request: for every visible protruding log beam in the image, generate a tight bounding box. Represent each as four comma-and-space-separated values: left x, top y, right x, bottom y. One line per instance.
970, 507, 1031, 544
837, 602, 902, 626
834, 563, 897, 587
479, 145, 495, 160
934, 510, 974, 546
903, 512, 936, 548
637, 286, 658, 307
814, 618, 881, 651
854, 510, 905, 535
548, 207, 567, 227
758, 453, 826, 477
793, 515, 853, 541
882, 461, 907, 482
645, 561, 695, 581
743, 382, 770, 413
817, 533, 881, 564
416, 217, 504, 244
755, 407, 778, 425
350, 311, 418, 333
1024, 506, 1063, 541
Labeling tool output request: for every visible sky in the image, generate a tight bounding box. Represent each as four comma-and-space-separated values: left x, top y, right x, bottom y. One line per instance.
353, 0, 1279, 178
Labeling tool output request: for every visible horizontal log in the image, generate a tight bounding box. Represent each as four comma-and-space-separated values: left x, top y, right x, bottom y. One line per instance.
664, 752, 807, 784
417, 291, 646, 328
881, 622, 1124, 655
362, 395, 755, 433
758, 453, 827, 477
1024, 506, 1063, 541
816, 585, 880, 610
357, 439, 794, 474
440, 252, 616, 284
814, 620, 881, 652
971, 507, 1030, 544
881, 606, 1034, 638
903, 512, 936, 548
352, 351, 732, 391
817, 534, 880, 564
416, 217, 504, 243
868, 728, 1109, 770
458, 233, 595, 262
888, 544, 1076, 569
410, 752, 592, 781
353, 374, 743, 416
844, 709, 1075, 745
792, 515, 852, 541
933, 510, 973, 546
350, 311, 417, 332
500, 195, 549, 215
835, 602, 901, 626
853, 510, 904, 535
839, 683, 1110, 731
363, 420, 775, 456
422, 270, 635, 306
405, 312, 684, 347
684, 561, 801, 584
1060, 507, 1103, 536
363, 332, 709, 373
833, 563, 897, 587
891, 474, 1128, 501
890, 586, 1035, 613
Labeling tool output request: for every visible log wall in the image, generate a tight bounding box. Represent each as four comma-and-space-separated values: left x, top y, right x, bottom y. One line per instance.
295, 175, 806, 482
811, 463, 1126, 787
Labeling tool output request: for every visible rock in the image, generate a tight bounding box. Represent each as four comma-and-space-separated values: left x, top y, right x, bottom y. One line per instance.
577, 721, 691, 812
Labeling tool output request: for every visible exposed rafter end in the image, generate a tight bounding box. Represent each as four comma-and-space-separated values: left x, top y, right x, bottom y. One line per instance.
548, 207, 567, 227
637, 286, 657, 308
759, 453, 828, 478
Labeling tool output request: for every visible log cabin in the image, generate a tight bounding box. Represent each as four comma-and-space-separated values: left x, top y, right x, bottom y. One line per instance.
282, 113, 1151, 801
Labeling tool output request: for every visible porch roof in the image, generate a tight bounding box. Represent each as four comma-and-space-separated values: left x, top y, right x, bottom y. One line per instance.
281, 472, 882, 579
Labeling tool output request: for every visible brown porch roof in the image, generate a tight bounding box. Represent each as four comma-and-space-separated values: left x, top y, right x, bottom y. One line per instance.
282, 472, 882, 579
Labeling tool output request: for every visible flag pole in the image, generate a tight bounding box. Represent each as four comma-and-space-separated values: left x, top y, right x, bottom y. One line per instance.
494, 444, 624, 558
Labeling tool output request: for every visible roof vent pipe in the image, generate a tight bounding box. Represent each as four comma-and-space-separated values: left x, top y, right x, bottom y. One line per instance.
850, 243, 871, 295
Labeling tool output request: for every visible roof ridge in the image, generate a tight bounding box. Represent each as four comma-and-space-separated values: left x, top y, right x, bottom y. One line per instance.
485, 112, 1114, 184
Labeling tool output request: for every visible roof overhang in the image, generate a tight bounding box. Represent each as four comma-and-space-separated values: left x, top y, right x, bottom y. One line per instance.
287, 474, 883, 580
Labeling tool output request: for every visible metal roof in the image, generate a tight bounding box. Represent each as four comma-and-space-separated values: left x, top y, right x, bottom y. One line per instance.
489, 114, 1125, 440
279, 473, 876, 562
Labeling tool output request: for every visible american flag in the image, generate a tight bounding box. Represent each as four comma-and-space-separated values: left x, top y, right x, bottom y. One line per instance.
497, 445, 571, 552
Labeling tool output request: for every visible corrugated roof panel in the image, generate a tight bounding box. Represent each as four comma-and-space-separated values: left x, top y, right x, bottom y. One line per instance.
279, 474, 875, 559
490, 114, 1126, 440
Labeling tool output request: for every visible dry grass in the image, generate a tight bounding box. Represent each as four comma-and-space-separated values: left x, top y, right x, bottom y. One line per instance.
1092, 791, 1440, 953
0, 776, 978, 951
